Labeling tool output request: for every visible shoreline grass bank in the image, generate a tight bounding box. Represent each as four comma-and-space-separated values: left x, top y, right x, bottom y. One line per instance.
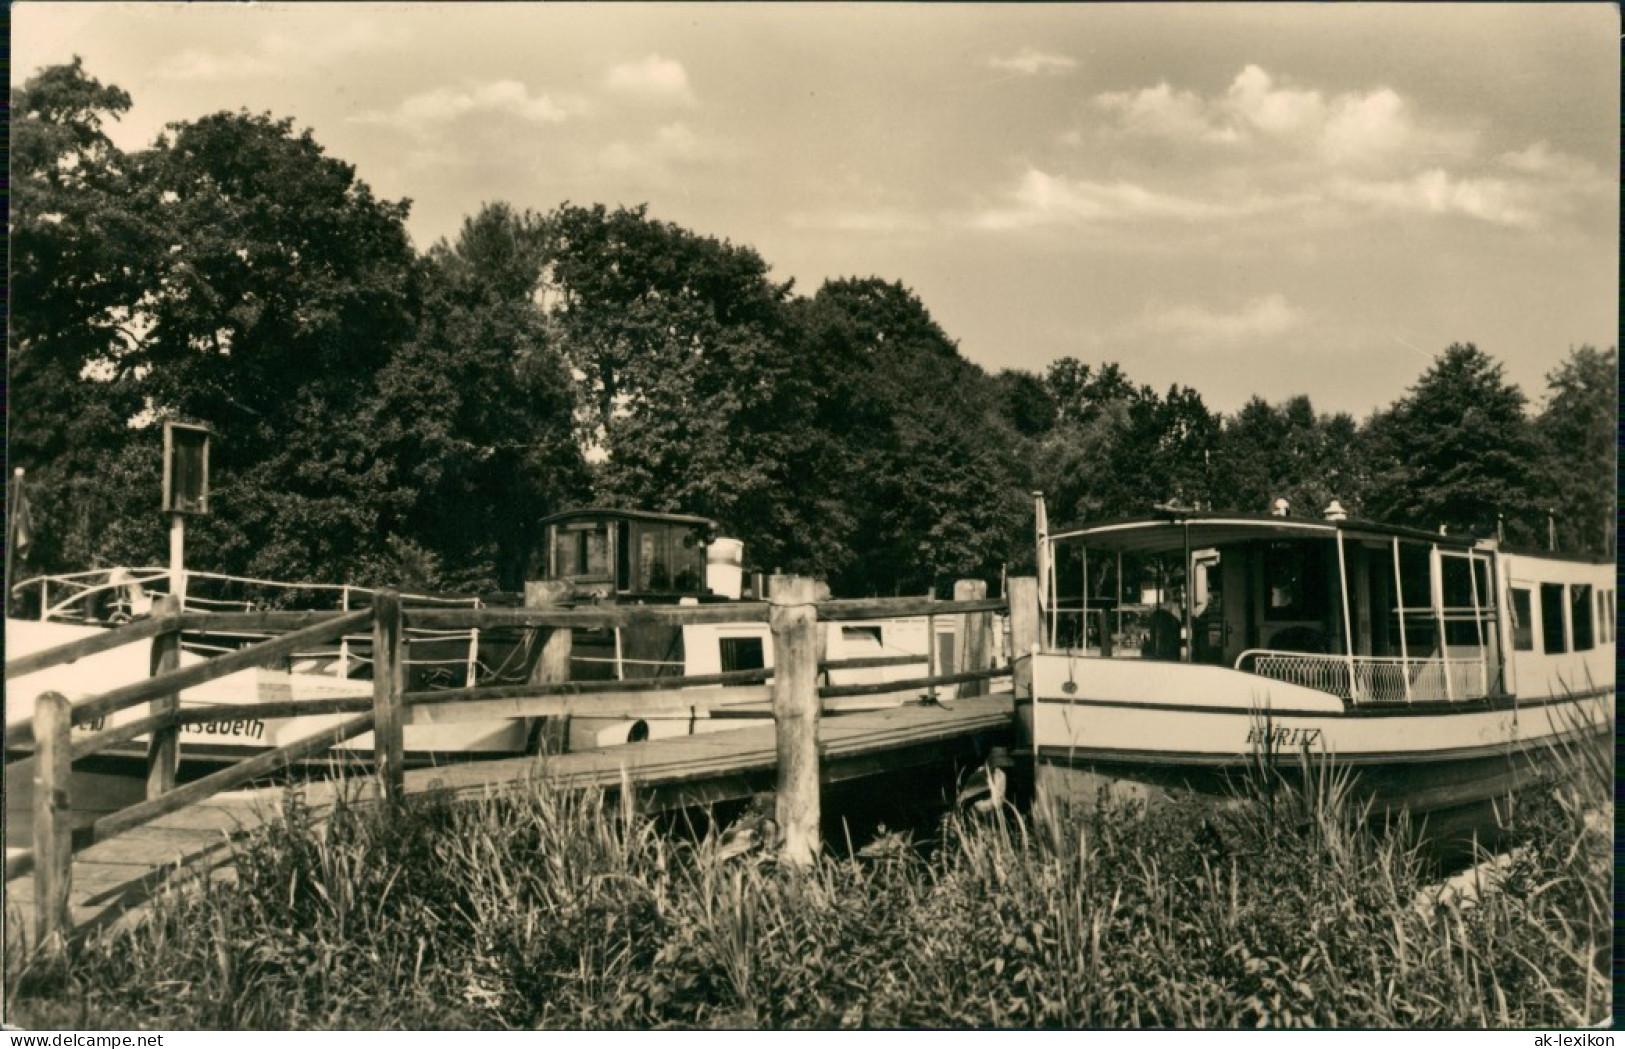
5, 739, 1610, 1030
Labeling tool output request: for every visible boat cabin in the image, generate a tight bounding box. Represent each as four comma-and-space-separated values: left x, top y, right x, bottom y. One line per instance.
540, 508, 721, 602
1042, 506, 1614, 705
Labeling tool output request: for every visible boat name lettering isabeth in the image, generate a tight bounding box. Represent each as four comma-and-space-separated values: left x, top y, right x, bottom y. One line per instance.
1245, 725, 1321, 748
184, 719, 266, 740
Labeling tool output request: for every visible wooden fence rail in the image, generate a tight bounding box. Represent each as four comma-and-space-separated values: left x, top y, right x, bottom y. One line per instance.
14, 576, 1028, 943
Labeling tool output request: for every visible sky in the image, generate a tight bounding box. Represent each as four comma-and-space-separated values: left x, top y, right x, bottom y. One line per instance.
12, 2, 1619, 418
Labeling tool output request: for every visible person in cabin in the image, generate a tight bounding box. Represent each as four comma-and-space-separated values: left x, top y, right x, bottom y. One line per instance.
1146, 603, 1183, 661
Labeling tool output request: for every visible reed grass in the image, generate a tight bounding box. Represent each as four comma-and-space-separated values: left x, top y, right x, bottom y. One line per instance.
4, 723, 1610, 1030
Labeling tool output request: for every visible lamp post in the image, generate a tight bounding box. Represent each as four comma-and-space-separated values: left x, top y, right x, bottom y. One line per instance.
162, 422, 211, 605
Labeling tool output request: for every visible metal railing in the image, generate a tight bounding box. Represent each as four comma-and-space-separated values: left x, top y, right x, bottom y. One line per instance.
1234, 649, 1489, 704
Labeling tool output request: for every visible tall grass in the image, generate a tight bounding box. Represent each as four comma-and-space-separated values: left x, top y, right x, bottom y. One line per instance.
5, 726, 1610, 1030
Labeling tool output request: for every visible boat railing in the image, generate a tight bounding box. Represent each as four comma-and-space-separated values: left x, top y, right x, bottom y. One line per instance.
11, 567, 480, 620
11, 567, 488, 687
1234, 649, 1489, 704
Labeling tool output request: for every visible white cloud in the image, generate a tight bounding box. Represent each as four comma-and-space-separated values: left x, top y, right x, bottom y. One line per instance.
1094, 65, 1437, 169
358, 81, 579, 130
973, 169, 1242, 229
1095, 82, 1239, 144
787, 208, 932, 233
986, 47, 1078, 76
1136, 294, 1305, 347
1496, 141, 1610, 193
605, 54, 695, 104
1499, 141, 1565, 174
1332, 170, 1540, 228
1072, 64, 1607, 233
1319, 86, 1412, 165
160, 23, 405, 81
1226, 65, 1325, 138
598, 122, 708, 172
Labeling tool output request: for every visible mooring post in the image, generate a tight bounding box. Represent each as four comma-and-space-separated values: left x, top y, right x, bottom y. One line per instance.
525, 580, 575, 754
32, 690, 73, 948
1008, 578, 1039, 705
953, 579, 991, 698
371, 589, 405, 805
769, 574, 820, 867
146, 594, 183, 799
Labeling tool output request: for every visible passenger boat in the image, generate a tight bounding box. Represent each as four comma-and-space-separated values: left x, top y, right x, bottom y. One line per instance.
1024, 495, 1614, 819
5, 509, 960, 778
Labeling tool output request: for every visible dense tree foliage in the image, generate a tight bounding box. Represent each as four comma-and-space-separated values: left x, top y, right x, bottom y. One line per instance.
543, 204, 821, 576
1362, 343, 1543, 543
1215, 396, 1365, 518
8, 61, 1614, 604
1532, 345, 1616, 556
794, 279, 1029, 593
9, 59, 152, 571
365, 203, 586, 590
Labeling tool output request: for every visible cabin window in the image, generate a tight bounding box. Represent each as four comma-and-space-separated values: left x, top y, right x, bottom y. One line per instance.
555, 522, 612, 581
719, 637, 765, 673
1262, 542, 1329, 622
1440, 555, 1487, 647
1509, 588, 1534, 651
1570, 584, 1594, 650
843, 625, 884, 647
639, 530, 667, 589
1396, 543, 1433, 611
632, 523, 708, 592
1440, 556, 1475, 610
1540, 583, 1567, 654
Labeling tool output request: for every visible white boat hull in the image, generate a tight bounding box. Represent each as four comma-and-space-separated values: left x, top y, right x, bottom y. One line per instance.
1029, 652, 1610, 815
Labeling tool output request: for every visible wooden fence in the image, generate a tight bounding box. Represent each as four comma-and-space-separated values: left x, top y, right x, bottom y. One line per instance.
8, 575, 1031, 942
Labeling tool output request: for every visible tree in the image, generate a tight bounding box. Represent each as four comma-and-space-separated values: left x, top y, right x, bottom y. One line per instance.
989, 368, 1056, 439
794, 278, 1029, 593
1214, 395, 1365, 517
9, 60, 155, 573
1363, 343, 1541, 541
546, 203, 790, 446
544, 204, 822, 572
118, 112, 422, 583
365, 203, 587, 590
10, 71, 432, 585
1096, 384, 1222, 516
1533, 345, 1616, 555
1044, 357, 1136, 428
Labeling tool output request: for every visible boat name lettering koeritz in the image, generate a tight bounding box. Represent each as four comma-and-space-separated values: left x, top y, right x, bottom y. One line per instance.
1244, 726, 1322, 748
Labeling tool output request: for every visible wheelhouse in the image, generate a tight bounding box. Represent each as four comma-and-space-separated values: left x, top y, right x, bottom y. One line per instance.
1041, 508, 1539, 705
540, 508, 719, 601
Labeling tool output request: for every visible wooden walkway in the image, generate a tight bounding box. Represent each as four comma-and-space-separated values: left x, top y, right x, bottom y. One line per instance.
5, 695, 1013, 946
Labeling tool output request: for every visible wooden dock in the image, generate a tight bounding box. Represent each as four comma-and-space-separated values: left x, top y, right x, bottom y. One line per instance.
5, 694, 1013, 946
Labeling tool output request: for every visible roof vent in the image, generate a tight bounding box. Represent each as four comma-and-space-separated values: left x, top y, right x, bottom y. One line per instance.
1323, 500, 1348, 521
1271, 498, 1290, 517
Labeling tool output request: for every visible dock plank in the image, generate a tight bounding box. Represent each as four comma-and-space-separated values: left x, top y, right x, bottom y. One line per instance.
5, 694, 1012, 946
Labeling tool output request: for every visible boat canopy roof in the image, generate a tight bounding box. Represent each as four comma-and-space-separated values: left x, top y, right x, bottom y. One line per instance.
539, 507, 719, 532
1049, 513, 1484, 554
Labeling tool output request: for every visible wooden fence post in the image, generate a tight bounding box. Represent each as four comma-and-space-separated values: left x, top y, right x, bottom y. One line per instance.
371, 589, 405, 805
32, 691, 73, 947
146, 594, 183, 799
1008, 577, 1039, 704
769, 574, 820, 867
525, 580, 574, 754
953, 579, 991, 698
